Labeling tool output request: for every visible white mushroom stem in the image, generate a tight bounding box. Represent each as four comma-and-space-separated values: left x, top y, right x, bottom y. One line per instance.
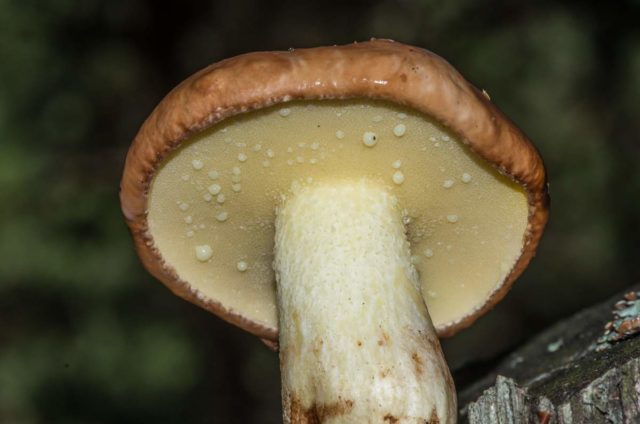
274, 180, 457, 423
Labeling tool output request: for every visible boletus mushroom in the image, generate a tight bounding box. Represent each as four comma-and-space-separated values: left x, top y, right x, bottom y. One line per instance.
121, 40, 548, 423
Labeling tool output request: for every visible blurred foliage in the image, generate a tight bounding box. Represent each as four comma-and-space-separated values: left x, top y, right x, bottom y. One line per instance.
0, 0, 638, 422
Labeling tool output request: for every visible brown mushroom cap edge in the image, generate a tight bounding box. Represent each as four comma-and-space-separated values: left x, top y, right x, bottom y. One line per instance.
120, 39, 549, 342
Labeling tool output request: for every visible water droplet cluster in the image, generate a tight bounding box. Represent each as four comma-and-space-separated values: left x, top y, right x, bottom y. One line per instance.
148, 101, 527, 310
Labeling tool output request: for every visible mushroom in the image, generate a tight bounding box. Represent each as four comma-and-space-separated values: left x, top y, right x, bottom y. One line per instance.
121, 40, 548, 423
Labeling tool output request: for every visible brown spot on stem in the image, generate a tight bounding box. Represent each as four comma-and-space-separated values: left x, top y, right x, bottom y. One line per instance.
357, 340, 362, 347
411, 351, 423, 375
383, 413, 398, 422
286, 396, 354, 423
312, 338, 324, 355
429, 409, 440, 423
378, 331, 390, 346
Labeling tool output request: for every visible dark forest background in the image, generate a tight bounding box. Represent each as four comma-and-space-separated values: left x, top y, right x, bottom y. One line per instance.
1, 0, 639, 422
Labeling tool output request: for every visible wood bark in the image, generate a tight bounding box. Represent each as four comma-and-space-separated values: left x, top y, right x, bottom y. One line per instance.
460, 285, 640, 423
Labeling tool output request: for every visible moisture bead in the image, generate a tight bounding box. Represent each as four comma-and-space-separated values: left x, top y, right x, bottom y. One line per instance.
237, 261, 248, 272
208, 184, 222, 195
424, 249, 434, 258
216, 194, 225, 204
232, 184, 242, 192
362, 131, 378, 147
179, 202, 189, 211
279, 108, 291, 117
392, 160, 402, 169
208, 170, 219, 180
335, 131, 345, 140
216, 211, 229, 222
462, 173, 472, 183
191, 159, 204, 170
447, 214, 459, 223
392, 171, 405, 185
393, 124, 406, 137
195, 245, 213, 262
184, 215, 193, 224
443, 179, 454, 189
238, 153, 247, 162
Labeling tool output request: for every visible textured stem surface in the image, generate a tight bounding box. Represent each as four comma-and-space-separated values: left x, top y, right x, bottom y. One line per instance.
274, 181, 456, 423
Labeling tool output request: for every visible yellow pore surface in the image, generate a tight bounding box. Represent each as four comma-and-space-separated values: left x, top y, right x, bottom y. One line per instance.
147, 100, 529, 332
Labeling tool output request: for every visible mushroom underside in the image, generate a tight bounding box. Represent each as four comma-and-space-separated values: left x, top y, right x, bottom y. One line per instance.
146, 100, 530, 336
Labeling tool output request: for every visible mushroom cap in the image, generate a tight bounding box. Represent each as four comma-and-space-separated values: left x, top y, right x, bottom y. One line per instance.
120, 39, 549, 340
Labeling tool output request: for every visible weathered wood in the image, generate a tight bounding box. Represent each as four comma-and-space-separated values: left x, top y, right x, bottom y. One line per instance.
461, 285, 640, 423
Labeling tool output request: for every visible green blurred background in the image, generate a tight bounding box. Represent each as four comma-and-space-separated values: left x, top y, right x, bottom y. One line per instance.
1, 0, 639, 422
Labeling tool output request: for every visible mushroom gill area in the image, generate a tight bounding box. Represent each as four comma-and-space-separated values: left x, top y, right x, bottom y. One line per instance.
146, 100, 529, 332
